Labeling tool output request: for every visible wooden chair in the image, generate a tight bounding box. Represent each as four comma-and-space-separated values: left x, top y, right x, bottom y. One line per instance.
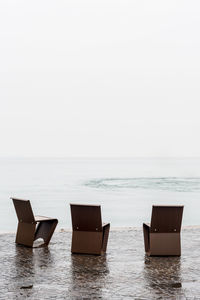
143, 205, 184, 256
11, 197, 58, 247
70, 204, 110, 255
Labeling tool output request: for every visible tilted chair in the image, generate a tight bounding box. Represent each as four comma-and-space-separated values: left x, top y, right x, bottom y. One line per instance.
11, 197, 58, 247
143, 205, 184, 256
70, 204, 110, 255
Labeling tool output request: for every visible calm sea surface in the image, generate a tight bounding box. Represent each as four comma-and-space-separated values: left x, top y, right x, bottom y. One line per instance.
1, 157, 200, 232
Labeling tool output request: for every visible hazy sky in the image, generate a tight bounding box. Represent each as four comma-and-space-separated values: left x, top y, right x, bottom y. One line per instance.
0, 0, 200, 157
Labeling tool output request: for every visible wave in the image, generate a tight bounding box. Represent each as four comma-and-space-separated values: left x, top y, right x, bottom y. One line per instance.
84, 177, 200, 192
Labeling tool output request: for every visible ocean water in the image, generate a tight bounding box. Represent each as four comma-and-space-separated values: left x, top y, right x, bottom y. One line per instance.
0, 157, 200, 232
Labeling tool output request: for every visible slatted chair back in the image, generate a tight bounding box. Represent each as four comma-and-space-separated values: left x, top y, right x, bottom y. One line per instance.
11, 198, 35, 223
150, 205, 184, 233
70, 204, 102, 232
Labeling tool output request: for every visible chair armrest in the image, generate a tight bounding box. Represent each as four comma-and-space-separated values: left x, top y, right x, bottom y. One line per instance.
143, 223, 150, 228
102, 222, 110, 228
35, 216, 58, 222
143, 223, 150, 253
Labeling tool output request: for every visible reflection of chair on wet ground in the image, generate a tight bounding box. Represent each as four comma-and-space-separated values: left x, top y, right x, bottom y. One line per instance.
11, 197, 58, 247
143, 205, 184, 256
70, 204, 110, 255
144, 256, 182, 295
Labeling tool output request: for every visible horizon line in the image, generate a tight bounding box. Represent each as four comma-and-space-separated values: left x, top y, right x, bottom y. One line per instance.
0, 156, 200, 159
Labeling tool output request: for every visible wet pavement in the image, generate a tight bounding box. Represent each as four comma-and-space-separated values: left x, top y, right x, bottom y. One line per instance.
1, 227, 200, 299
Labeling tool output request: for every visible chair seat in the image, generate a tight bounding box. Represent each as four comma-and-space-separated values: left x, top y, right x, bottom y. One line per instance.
35, 215, 56, 222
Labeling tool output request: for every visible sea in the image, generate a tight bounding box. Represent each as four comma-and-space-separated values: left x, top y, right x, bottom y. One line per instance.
1, 157, 200, 232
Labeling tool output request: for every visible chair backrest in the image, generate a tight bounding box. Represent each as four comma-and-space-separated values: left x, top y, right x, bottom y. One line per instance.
70, 204, 102, 232
150, 205, 184, 233
11, 198, 35, 223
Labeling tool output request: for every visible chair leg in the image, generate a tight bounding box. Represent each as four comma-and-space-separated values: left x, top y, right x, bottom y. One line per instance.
143, 224, 150, 253
16, 222, 36, 247
102, 224, 110, 253
34, 220, 58, 246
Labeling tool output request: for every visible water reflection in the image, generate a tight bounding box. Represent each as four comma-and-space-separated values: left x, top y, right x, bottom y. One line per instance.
14, 245, 35, 279
12, 245, 54, 295
34, 247, 53, 270
70, 254, 109, 299
144, 256, 183, 298
14, 245, 53, 274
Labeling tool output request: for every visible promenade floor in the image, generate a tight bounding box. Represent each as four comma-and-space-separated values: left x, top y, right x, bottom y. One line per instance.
1, 227, 200, 299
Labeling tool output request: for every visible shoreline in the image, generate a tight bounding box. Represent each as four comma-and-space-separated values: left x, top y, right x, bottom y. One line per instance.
1, 224, 200, 235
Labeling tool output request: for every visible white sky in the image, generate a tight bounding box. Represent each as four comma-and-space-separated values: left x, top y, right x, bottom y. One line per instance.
0, 0, 200, 157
